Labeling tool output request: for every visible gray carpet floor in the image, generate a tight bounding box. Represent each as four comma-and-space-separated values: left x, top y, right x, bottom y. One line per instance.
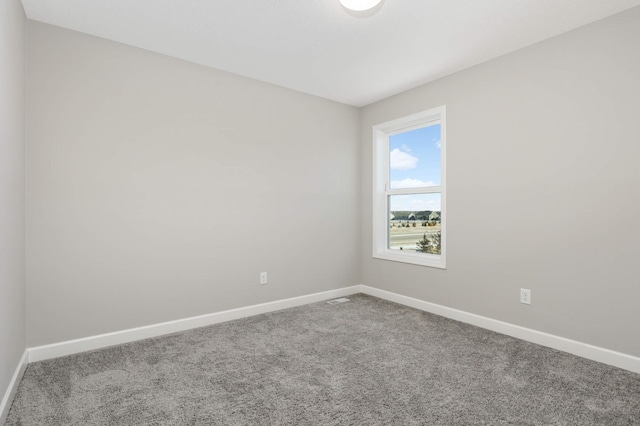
5, 294, 640, 425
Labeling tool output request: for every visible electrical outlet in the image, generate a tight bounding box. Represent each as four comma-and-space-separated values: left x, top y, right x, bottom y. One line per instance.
260, 272, 268, 285
520, 288, 531, 305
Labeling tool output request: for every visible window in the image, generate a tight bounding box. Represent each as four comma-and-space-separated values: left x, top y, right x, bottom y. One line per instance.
373, 106, 446, 268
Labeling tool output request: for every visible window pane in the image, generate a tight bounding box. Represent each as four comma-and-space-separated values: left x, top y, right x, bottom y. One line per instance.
389, 193, 441, 254
389, 124, 441, 189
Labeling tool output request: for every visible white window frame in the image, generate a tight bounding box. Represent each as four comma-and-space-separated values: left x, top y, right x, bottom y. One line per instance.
372, 105, 446, 269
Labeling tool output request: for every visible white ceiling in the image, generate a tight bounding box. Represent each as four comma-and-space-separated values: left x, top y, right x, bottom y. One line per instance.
20, 0, 640, 107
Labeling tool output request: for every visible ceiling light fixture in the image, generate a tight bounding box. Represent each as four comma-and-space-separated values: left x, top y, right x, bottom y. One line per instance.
339, 0, 383, 12
339, 0, 384, 17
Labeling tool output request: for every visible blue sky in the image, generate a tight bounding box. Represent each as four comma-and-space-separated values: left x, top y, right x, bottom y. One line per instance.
389, 124, 441, 212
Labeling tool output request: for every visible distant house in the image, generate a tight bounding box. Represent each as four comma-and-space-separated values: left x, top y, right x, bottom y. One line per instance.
408, 213, 416, 220
389, 212, 395, 220
429, 211, 440, 223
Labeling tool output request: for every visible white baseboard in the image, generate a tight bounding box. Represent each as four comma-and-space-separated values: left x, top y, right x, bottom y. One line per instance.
361, 285, 640, 374
0, 350, 28, 424
25, 284, 640, 374
28, 286, 362, 363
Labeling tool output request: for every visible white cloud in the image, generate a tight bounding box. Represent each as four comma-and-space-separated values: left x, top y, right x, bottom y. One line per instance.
390, 195, 441, 211
390, 148, 418, 170
401, 144, 412, 153
409, 198, 441, 211
435, 140, 441, 149
390, 178, 435, 189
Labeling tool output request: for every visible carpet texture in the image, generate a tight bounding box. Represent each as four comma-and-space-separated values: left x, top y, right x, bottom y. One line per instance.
6, 294, 640, 425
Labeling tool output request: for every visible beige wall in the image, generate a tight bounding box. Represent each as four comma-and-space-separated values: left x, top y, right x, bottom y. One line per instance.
0, 0, 26, 411
24, 7, 640, 359
361, 8, 640, 357
26, 22, 360, 346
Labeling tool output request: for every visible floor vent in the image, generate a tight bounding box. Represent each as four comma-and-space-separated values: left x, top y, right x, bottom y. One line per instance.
327, 297, 350, 305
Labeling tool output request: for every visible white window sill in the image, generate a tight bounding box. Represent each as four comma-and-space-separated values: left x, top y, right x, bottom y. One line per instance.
373, 250, 446, 269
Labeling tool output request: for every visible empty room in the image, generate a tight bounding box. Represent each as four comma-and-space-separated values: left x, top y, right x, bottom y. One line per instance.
1, 0, 639, 424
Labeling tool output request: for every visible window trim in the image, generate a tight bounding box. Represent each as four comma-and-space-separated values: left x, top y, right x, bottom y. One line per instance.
372, 105, 446, 269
